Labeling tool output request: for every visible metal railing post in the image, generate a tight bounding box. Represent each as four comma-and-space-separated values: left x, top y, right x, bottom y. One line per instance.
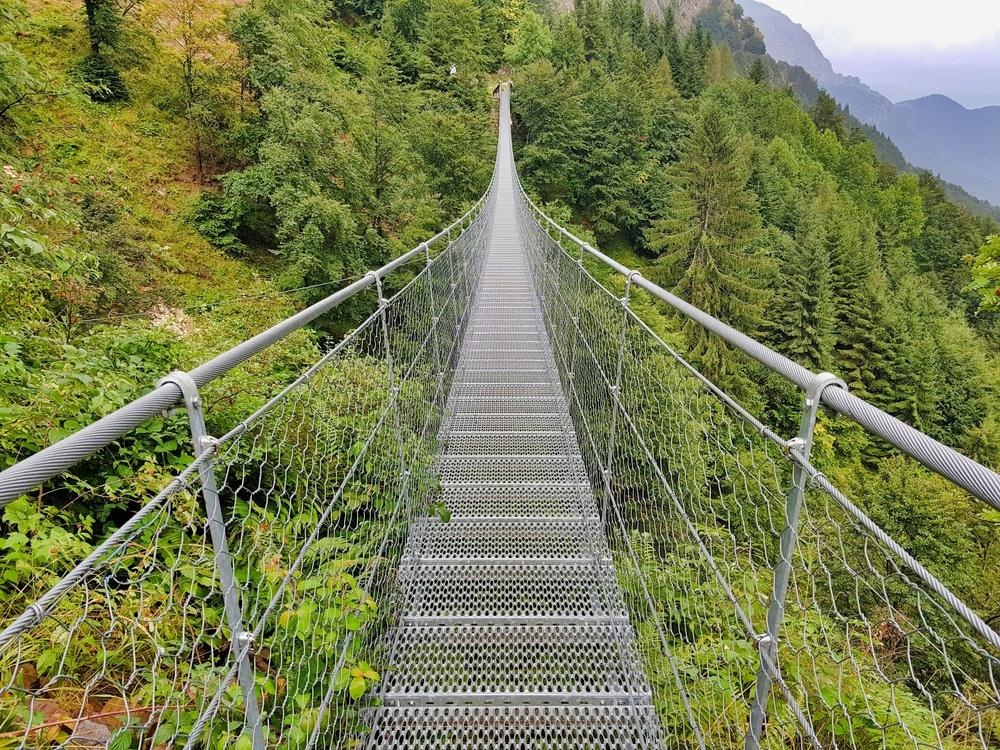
601, 271, 637, 531
564, 243, 587, 403
366, 273, 414, 519
157, 371, 264, 750
744, 372, 846, 750
422, 243, 446, 409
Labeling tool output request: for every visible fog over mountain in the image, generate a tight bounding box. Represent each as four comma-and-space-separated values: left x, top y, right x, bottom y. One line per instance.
739, 0, 1000, 207
847, 41, 1000, 110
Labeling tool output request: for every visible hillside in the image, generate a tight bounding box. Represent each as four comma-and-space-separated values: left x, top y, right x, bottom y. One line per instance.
739, 0, 1000, 209
0, 0, 495, 511
508, 1, 1000, 742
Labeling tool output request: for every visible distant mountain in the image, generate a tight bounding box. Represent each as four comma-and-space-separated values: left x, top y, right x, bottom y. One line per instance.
739, 0, 1000, 210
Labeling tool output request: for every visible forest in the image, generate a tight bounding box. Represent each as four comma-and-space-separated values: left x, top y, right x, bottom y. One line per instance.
507, 1, 1000, 744
2, 0, 1000, 745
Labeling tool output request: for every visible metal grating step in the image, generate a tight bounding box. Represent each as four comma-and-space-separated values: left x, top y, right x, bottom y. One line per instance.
455, 369, 555, 384
396, 563, 628, 625
361, 705, 664, 749
444, 431, 574, 454
377, 624, 651, 704
453, 383, 562, 399
437, 456, 588, 483
403, 519, 607, 563
443, 413, 569, 432
438, 484, 599, 519
449, 397, 566, 414
454, 357, 551, 370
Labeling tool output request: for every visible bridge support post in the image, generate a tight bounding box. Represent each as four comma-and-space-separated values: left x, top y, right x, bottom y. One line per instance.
158, 371, 265, 750
601, 271, 638, 531
564, 244, 587, 414
744, 372, 845, 750
422, 243, 445, 403
368, 273, 414, 526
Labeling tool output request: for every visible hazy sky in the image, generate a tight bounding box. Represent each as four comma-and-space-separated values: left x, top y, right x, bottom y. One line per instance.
758, 0, 1000, 108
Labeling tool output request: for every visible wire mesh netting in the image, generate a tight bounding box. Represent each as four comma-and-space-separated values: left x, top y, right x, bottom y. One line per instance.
0, 192, 492, 749
517, 184, 1000, 750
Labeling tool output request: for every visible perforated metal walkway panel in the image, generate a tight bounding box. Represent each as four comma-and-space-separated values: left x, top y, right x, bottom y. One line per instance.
365, 86, 663, 748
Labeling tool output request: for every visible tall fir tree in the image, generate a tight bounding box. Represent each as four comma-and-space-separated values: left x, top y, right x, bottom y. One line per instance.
827, 198, 888, 398
811, 90, 846, 141
748, 56, 767, 85
575, 0, 610, 60
551, 13, 586, 70
770, 189, 835, 370
80, 0, 128, 100
645, 103, 767, 387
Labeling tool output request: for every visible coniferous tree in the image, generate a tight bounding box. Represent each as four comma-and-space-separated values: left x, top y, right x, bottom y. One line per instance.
771, 190, 835, 370
607, 0, 644, 45
748, 56, 767, 85
505, 9, 554, 67
581, 72, 654, 239
80, 0, 127, 100
650, 55, 677, 99
513, 60, 585, 202
417, 0, 483, 91
879, 281, 944, 431
811, 90, 845, 140
551, 14, 585, 70
674, 25, 709, 97
826, 199, 888, 397
645, 104, 766, 386
575, 0, 610, 61
705, 43, 734, 85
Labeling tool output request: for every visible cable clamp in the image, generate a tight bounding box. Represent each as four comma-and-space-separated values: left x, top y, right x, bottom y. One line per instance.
158, 370, 200, 416
25, 603, 45, 624
785, 437, 806, 455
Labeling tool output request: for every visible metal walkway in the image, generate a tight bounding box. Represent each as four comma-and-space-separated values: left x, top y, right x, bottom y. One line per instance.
363, 88, 662, 747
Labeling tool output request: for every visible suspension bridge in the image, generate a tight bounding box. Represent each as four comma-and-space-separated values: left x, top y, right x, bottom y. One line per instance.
0, 84, 998, 749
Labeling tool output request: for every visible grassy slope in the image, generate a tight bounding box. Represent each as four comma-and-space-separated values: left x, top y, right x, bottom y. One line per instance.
1, 0, 323, 474
10, 0, 296, 333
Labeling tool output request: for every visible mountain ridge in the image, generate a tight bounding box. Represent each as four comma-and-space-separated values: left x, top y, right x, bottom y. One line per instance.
738, 0, 1000, 208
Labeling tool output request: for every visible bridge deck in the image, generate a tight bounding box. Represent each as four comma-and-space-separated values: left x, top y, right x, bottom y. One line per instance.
364, 88, 662, 748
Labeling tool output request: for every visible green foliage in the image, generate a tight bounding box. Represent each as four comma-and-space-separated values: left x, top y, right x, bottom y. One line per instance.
967, 234, 1000, 313
747, 56, 767, 85
0, 1, 42, 121
769, 193, 834, 370
504, 9, 553, 67
79, 0, 128, 101
550, 13, 585, 70
513, 5, 1000, 742
416, 0, 483, 92
194, 0, 492, 300
810, 90, 845, 141
645, 102, 768, 389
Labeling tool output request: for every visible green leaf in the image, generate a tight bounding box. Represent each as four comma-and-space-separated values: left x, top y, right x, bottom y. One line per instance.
333, 667, 350, 692
234, 733, 254, 750
349, 677, 367, 700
